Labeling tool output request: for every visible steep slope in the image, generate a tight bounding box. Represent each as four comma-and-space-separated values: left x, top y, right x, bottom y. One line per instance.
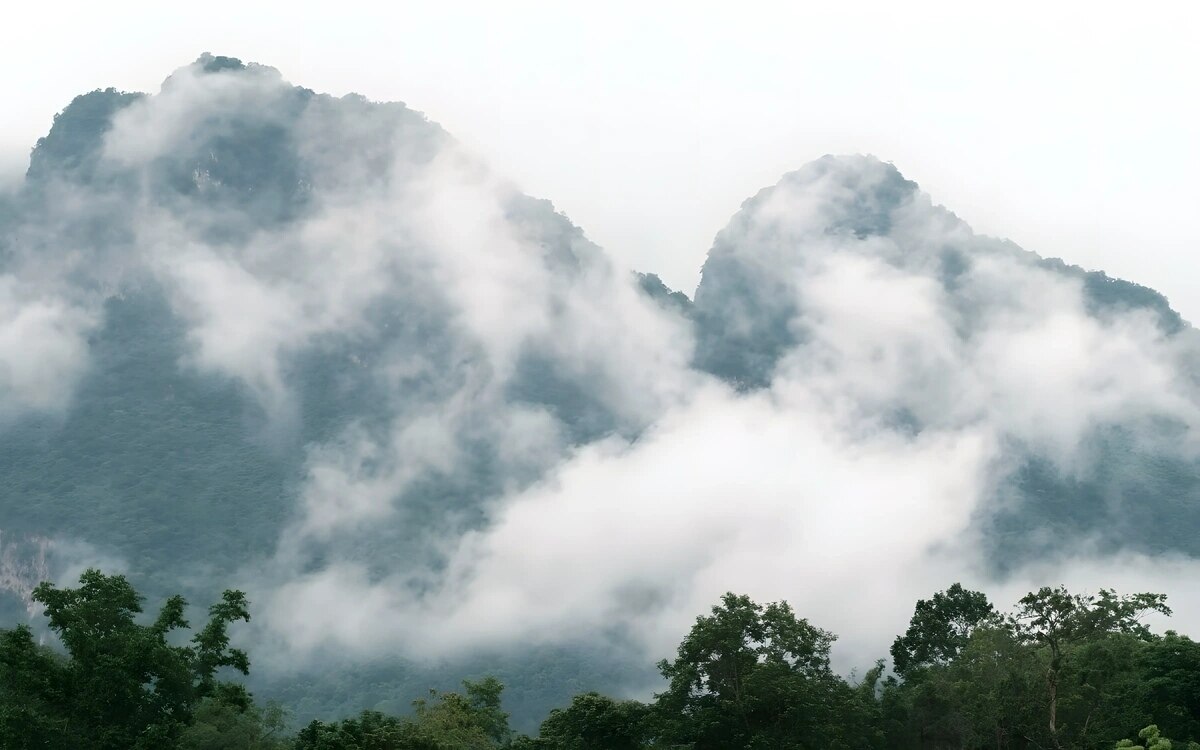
4, 58, 1200, 727
0, 54, 690, 722
691, 154, 1200, 564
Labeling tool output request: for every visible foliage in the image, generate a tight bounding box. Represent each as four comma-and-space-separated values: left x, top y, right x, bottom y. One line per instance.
177, 698, 289, 750
0, 569, 252, 749
0, 625, 66, 748
652, 591, 859, 749
890, 583, 996, 677
1010, 587, 1172, 747
294, 678, 512, 750
1117, 724, 1200, 750
5, 572, 1200, 750
293, 710, 436, 750
882, 585, 1181, 750
533, 692, 650, 749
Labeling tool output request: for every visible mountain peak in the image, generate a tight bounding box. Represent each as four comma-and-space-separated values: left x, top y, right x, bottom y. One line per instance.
754, 154, 923, 240
195, 52, 246, 73
692, 153, 1184, 387
25, 88, 143, 181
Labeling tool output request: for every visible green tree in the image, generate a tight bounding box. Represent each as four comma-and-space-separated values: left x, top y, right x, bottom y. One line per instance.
890, 583, 996, 677
294, 710, 437, 750
1, 568, 254, 750
0, 625, 72, 748
293, 678, 512, 750
652, 592, 850, 749
535, 692, 649, 749
1137, 632, 1200, 742
178, 698, 289, 750
1117, 724, 1200, 750
411, 678, 509, 750
1011, 587, 1170, 749
950, 624, 1045, 749
881, 623, 1043, 750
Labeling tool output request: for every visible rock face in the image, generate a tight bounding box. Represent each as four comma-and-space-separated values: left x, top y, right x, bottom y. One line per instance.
0, 532, 50, 620
3, 56, 1200, 725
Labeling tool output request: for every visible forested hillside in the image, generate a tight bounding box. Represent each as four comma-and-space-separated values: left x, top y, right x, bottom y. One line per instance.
4, 54, 1200, 729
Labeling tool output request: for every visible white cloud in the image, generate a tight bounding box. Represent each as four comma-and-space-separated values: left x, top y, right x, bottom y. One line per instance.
252, 153, 1200, 678
0, 276, 94, 421
4, 57, 1200, 693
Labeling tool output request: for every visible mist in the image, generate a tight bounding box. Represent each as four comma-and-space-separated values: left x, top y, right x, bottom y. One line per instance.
2, 55, 1200, 707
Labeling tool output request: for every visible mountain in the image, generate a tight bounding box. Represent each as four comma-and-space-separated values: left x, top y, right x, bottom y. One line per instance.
690, 154, 1200, 565
2, 55, 1199, 727
1, 53, 684, 722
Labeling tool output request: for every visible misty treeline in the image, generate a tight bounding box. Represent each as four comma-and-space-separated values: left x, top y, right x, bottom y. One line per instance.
1, 572, 1197, 750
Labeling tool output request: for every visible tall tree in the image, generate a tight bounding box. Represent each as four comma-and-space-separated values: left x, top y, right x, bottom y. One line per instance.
1010, 587, 1170, 749
1138, 631, 1200, 741
653, 592, 847, 749
890, 583, 996, 677
0, 625, 70, 748
0, 569, 253, 750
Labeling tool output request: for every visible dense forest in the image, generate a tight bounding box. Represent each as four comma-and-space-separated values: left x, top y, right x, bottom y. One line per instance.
2, 571, 1197, 749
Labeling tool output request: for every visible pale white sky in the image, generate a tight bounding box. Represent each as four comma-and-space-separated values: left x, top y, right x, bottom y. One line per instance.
3, 1, 1198, 317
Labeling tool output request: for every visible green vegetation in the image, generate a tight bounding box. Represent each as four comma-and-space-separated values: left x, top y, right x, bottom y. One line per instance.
3, 572, 1198, 749
0, 570, 252, 749
1117, 725, 1200, 750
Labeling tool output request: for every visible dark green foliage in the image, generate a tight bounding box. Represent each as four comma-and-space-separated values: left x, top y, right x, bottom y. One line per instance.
882, 624, 1042, 749
535, 692, 650, 749
178, 698, 289, 750
1009, 586, 1171, 746
6, 577, 1200, 749
891, 583, 996, 677
1137, 632, 1200, 741
881, 585, 1192, 750
294, 711, 439, 750
0, 625, 67, 748
294, 678, 512, 750
0, 569, 253, 750
652, 592, 862, 749
412, 677, 512, 748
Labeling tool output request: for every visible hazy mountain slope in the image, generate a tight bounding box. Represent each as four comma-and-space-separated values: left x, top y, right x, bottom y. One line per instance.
0, 54, 689, 723
690, 154, 1200, 565
3, 57, 1200, 727
693, 155, 1185, 387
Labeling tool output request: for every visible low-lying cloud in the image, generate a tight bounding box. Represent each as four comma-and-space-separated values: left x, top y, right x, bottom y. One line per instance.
3, 58, 1200, 687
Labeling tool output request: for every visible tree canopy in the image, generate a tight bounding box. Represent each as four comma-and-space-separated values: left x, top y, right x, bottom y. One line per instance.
3, 573, 1198, 750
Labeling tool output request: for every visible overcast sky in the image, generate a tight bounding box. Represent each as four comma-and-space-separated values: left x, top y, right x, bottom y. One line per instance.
3, 1, 1197, 317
